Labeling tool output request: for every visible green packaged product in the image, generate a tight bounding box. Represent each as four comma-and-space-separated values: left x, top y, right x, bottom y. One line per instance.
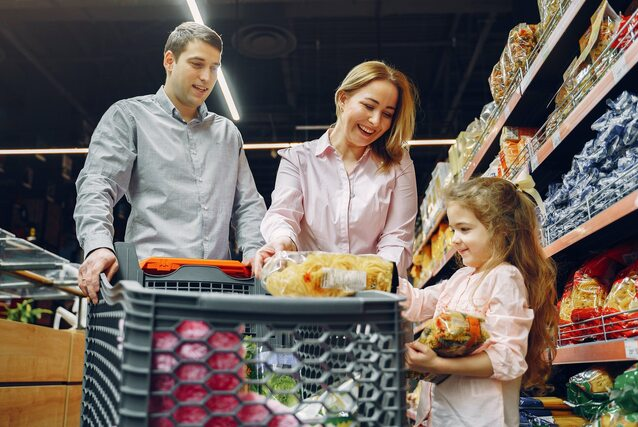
611, 364, 638, 414
567, 368, 613, 419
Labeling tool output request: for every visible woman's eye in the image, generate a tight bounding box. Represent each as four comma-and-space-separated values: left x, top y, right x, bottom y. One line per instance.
362, 103, 373, 110
383, 112, 393, 118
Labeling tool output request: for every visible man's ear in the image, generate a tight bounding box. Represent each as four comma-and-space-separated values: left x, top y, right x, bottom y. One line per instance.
163, 50, 175, 74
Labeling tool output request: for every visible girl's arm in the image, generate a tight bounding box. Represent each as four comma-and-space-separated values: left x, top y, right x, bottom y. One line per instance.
406, 341, 494, 377
376, 157, 418, 277
482, 266, 534, 381
397, 278, 445, 322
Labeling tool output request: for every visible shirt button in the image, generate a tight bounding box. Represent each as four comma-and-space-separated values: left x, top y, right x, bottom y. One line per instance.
198, 178, 203, 182
203, 206, 208, 211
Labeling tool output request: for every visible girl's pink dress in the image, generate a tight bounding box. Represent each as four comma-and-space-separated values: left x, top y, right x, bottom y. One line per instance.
399, 263, 534, 427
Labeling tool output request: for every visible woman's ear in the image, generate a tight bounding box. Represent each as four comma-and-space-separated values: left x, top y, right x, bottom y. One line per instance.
337, 91, 348, 111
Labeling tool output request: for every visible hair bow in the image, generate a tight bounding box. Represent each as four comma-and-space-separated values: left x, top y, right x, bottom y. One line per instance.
513, 172, 546, 218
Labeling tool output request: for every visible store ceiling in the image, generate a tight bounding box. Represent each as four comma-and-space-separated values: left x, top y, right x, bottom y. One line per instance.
0, 0, 538, 215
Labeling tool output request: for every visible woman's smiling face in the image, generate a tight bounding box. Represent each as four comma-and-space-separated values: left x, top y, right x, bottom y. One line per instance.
335, 79, 398, 150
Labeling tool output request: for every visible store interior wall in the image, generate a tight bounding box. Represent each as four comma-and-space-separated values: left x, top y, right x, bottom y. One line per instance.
0, 0, 539, 260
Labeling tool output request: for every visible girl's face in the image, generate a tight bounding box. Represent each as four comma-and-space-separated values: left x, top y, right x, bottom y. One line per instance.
447, 202, 493, 272
335, 79, 398, 150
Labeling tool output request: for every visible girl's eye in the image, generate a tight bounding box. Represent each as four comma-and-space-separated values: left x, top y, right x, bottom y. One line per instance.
383, 112, 393, 119
362, 103, 373, 110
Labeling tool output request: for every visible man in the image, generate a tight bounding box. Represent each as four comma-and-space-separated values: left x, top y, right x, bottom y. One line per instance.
74, 22, 266, 303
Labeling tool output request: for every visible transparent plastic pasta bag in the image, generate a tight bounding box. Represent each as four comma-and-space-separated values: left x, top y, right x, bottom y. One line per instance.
260, 251, 396, 297
418, 311, 490, 357
410, 311, 490, 384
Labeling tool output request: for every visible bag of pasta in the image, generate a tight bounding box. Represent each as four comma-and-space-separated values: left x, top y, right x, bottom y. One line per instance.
411, 311, 489, 383
604, 260, 638, 339
261, 251, 396, 297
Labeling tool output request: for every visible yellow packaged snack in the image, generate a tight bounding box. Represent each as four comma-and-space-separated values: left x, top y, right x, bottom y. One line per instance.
261, 251, 395, 297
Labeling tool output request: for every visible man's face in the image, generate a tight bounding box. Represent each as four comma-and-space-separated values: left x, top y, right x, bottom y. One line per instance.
164, 40, 221, 114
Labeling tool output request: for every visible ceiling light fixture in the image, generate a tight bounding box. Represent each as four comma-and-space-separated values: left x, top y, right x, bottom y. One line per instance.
243, 142, 301, 150
295, 125, 331, 131
0, 148, 89, 155
407, 139, 456, 146
0, 140, 455, 156
186, 0, 240, 121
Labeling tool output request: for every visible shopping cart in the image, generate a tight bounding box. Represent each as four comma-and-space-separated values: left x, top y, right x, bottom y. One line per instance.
80, 243, 408, 426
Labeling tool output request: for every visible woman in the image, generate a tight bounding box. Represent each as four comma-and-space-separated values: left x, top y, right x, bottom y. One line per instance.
254, 60, 419, 278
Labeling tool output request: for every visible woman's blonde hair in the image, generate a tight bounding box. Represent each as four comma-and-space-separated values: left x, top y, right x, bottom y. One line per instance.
444, 177, 557, 391
334, 60, 418, 172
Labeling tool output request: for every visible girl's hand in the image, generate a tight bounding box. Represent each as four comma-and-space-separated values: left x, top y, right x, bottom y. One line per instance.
405, 341, 440, 374
253, 236, 297, 279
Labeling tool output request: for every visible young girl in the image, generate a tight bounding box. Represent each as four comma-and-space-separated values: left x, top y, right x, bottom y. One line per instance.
399, 177, 557, 427
254, 60, 418, 278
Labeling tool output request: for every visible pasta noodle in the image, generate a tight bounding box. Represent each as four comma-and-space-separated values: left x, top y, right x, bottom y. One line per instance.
262, 252, 394, 297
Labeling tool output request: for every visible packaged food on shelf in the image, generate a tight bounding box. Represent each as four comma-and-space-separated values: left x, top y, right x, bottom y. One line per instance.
602, 260, 638, 339
610, 363, 638, 414
578, 0, 620, 66
489, 60, 506, 103
506, 23, 539, 73
537, 0, 563, 35
586, 403, 638, 427
489, 23, 539, 103
499, 126, 536, 174
558, 242, 638, 344
479, 101, 497, 127
261, 251, 396, 297
611, 13, 638, 50
566, 368, 613, 419
543, 91, 638, 243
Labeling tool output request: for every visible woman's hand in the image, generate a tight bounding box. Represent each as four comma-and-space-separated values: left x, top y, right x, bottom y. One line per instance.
405, 341, 440, 374
253, 236, 297, 279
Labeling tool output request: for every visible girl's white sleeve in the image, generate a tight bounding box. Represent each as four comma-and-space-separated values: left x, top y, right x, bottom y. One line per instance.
482, 265, 534, 381
396, 277, 446, 322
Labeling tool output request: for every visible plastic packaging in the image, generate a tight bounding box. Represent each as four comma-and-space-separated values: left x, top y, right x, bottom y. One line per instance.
261, 251, 395, 297
410, 311, 489, 383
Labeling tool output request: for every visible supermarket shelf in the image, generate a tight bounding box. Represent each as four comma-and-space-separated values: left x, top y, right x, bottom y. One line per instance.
462, 0, 597, 180
416, 249, 457, 289
544, 190, 638, 258
413, 209, 446, 258
463, 92, 520, 180
532, 39, 638, 171
554, 339, 638, 365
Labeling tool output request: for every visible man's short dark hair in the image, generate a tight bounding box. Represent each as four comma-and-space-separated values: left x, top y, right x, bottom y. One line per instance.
164, 22, 223, 60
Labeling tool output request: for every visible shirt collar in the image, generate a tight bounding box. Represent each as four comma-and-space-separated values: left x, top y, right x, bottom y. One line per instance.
314, 130, 334, 157
155, 86, 209, 122
315, 129, 373, 162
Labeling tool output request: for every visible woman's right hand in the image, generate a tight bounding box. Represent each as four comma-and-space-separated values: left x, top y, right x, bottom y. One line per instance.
253, 236, 297, 279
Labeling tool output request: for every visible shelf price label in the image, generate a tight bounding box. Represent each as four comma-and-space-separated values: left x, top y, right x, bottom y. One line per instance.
530, 154, 539, 172
626, 339, 638, 359
551, 132, 561, 149
612, 54, 629, 84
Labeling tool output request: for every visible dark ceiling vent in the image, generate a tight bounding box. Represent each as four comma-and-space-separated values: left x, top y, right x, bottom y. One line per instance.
232, 24, 297, 59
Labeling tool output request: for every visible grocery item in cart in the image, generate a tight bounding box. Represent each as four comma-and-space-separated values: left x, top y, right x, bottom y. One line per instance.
261, 251, 396, 297
410, 311, 489, 383
149, 321, 299, 426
